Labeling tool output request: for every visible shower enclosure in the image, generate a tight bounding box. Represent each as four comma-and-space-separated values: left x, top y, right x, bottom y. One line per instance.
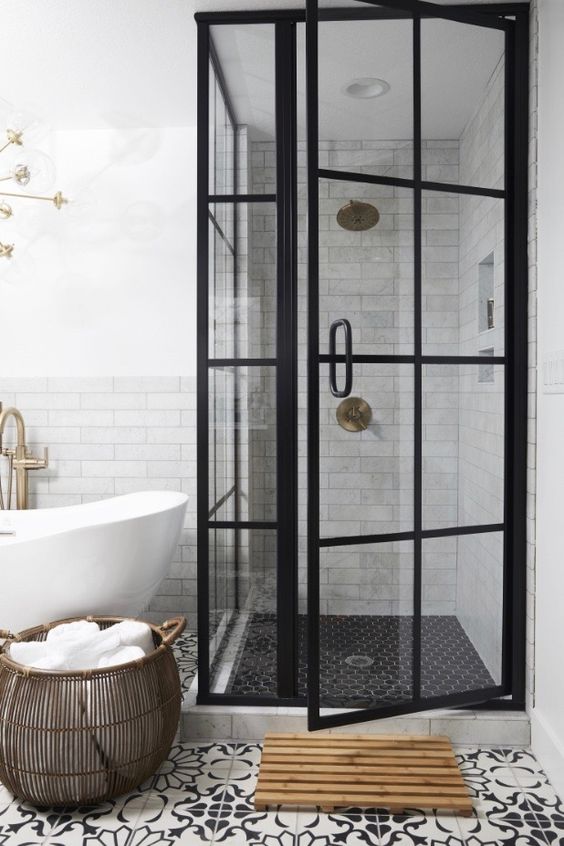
196, 0, 529, 730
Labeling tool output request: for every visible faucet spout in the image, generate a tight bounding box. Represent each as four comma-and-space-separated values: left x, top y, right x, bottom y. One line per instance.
0, 406, 26, 451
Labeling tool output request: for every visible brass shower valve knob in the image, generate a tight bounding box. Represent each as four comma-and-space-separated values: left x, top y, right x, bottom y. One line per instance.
336, 397, 372, 432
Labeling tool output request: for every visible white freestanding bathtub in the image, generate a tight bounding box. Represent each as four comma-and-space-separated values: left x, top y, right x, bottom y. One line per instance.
0, 491, 188, 634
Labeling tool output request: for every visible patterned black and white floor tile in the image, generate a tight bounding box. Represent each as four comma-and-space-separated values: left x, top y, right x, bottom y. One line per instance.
172, 631, 198, 695
0, 799, 63, 845
41, 791, 154, 846
0, 741, 563, 843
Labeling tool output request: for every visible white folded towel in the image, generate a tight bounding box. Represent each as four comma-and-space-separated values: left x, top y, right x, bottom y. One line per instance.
111, 620, 154, 655
97, 645, 145, 668
31, 651, 68, 670
46, 620, 100, 643
8, 619, 154, 671
63, 632, 121, 670
9, 641, 59, 667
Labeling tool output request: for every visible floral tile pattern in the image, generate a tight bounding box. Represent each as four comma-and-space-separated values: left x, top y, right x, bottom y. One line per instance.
0, 742, 559, 844
0, 800, 64, 845
172, 631, 198, 695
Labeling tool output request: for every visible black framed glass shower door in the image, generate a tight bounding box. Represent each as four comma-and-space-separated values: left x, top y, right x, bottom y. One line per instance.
306, 0, 528, 730
195, 1, 528, 719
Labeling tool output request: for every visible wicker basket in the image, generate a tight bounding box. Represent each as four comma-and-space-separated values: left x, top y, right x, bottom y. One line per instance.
0, 614, 186, 806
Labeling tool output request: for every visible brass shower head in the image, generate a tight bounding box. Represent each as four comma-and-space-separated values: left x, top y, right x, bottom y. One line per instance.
336, 199, 379, 232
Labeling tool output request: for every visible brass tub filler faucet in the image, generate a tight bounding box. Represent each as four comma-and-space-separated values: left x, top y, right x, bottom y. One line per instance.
0, 403, 48, 510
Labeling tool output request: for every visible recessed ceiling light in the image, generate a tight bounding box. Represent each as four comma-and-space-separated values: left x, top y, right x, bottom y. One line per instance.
342, 78, 390, 99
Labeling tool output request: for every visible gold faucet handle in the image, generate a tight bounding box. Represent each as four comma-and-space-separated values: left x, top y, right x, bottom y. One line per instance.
35, 446, 48, 469
30, 447, 49, 469
16, 446, 48, 470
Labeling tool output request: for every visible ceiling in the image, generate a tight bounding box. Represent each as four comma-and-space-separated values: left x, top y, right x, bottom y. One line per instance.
0, 0, 518, 133
213, 17, 505, 141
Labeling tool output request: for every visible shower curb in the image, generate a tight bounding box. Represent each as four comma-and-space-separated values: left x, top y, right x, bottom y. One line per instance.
180, 702, 530, 745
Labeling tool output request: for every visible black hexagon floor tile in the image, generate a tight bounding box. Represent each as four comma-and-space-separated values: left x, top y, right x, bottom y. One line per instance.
212, 614, 494, 706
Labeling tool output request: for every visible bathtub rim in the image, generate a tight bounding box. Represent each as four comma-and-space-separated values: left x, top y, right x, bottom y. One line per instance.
0, 490, 189, 545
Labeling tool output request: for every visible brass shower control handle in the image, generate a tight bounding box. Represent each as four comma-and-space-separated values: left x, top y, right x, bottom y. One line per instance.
336, 397, 372, 432
13, 447, 49, 470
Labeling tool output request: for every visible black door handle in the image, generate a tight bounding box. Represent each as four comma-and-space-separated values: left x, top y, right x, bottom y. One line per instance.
329, 318, 353, 398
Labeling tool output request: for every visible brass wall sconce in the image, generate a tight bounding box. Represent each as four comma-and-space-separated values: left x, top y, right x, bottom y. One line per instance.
0, 124, 68, 258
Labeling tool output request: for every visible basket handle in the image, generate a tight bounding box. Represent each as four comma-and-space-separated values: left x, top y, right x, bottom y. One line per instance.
159, 617, 186, 646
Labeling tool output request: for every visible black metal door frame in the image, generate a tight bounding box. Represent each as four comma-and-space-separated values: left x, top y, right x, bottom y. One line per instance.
195, 2, 529, 717
306, 0, 529, 730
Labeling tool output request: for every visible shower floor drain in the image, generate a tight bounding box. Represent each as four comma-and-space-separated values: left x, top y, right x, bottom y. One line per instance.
345, 654, 374, 668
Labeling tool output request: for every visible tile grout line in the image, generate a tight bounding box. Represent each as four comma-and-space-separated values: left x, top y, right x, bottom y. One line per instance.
36, 804, 72, 846
123, 786, 162, 846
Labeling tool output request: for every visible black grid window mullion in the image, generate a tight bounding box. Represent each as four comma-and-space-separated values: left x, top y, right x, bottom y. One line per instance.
317, 168, 506, 200
306, 0, 321, 729
275, 20, 299, 700
319, 523, 505, 549
197, 22, 211, 702
319, 354, 505, 365
412, 14, 423, 707
209, 193, 277, 203
233, 126, 240, 613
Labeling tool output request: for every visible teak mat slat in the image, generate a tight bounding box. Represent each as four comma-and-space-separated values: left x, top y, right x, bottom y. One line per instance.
255, 732, 473, 816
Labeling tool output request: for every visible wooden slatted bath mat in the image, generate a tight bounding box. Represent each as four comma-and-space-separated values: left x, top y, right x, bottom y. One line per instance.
255, 732, 473, 815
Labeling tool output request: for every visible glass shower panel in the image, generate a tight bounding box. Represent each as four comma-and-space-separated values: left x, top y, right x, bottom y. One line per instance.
319, 363, 413, 539
421, 531, 503, 696
319, 541, 414, 710
421, 19, 505, 191
209, 528, 278, 695
210, 24, 276, 196
209, 204, 235, 360
214, 79, 234, 196
209, 366, 277, 523
318, 16, 413, 180
422, 364, 504, 531
208, 53, 235, 197
209, 68, 216, 195
209, 367, 236, 521
422, 191, 505, 357
208, 202, 277, 360
209, 527, 235, 643
318, 180, 414, 356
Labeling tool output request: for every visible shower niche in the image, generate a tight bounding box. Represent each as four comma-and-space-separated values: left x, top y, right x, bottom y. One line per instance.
196, 0, 529, 729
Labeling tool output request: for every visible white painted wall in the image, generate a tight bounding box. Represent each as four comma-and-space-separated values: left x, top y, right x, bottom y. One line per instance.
532, 0, 564, 799
0, 126, 197, 377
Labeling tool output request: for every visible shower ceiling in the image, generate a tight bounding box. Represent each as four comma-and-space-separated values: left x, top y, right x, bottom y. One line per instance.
212, 19, 504, 142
